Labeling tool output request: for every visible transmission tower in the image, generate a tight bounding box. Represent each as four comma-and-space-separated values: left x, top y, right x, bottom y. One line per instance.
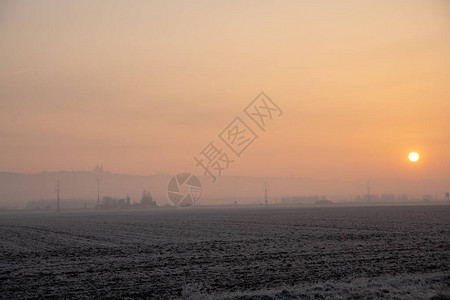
96, 178, 100, 208
264, 182, 268, 207
56, 179, 60, 213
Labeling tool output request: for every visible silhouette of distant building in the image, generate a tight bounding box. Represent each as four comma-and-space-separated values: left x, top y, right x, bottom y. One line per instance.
381, 194, 395, 203
93, 164, 104, 173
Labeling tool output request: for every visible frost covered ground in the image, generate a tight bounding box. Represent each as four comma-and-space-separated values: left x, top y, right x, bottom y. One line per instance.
0, 205, 449, 299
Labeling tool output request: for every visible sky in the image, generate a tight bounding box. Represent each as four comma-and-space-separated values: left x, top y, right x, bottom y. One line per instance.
1, 0, 449, 180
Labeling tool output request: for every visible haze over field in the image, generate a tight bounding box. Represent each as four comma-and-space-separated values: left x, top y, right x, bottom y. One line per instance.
1, 0, 450, 185
1, 168, 449, 208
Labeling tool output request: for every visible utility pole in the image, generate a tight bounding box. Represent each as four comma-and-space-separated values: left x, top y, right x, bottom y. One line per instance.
367, 181, 371, 203
56, 179, 60, 213
264, 182, 268, 207
96, 179, 100, 208
446, 192, 449, 202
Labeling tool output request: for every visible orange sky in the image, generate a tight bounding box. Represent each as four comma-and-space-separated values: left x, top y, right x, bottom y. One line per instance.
1, 0, 449, 180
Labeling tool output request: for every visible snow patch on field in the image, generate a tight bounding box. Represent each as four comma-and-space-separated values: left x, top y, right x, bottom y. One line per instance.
180, 272, 450, 299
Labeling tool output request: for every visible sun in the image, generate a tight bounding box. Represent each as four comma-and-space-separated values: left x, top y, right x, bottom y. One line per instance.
408, 152, 419, 162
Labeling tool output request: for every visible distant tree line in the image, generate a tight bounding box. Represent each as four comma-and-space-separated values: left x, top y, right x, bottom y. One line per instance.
25, 198, 93, 210
23, 190, 158, 210
281, 195, 332, 205
281, 193, 413, 204
98, 189, 157, 209
353, 193, 408, 203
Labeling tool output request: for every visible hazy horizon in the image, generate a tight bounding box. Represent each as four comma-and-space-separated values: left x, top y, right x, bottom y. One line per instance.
1, 166, 449, 208
1, 0, 450, 182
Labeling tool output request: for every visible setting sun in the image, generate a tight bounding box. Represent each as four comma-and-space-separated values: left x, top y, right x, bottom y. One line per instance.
409, 152, 420, 162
